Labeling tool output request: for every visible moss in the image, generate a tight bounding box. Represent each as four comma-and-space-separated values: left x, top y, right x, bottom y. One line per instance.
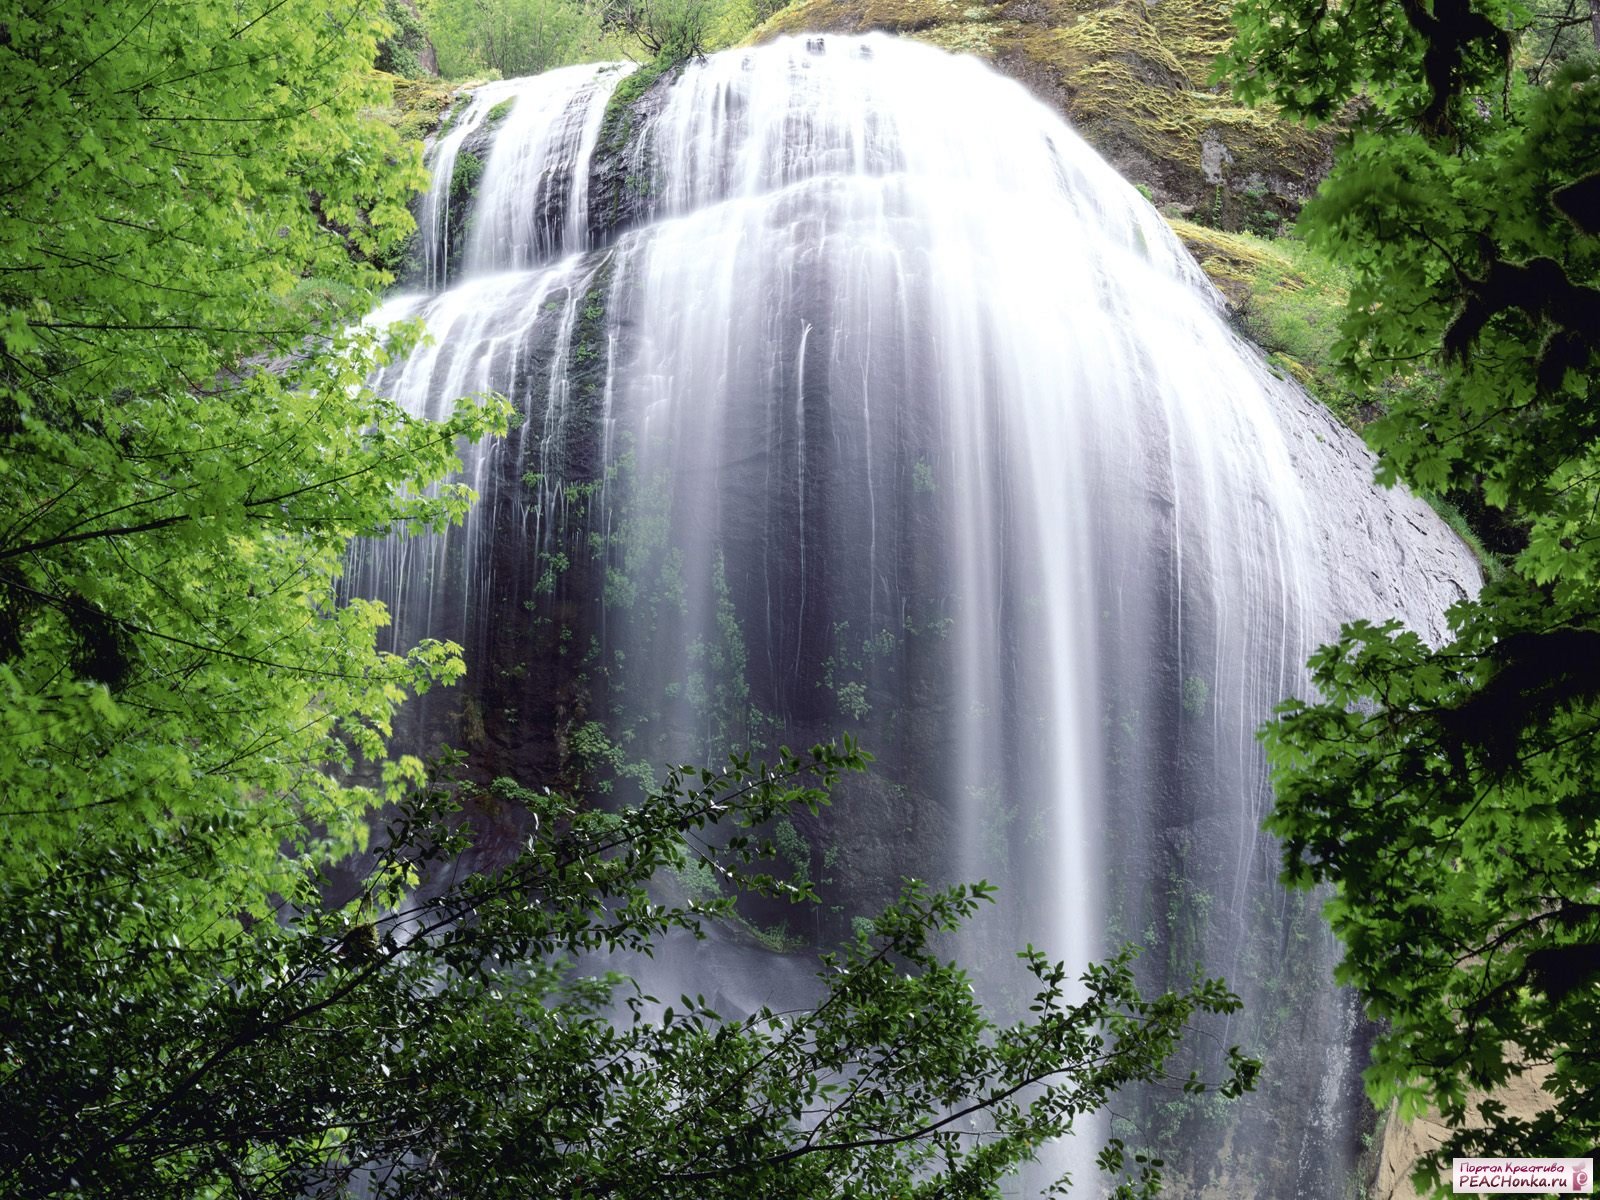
450, 149, 484, 204
773, 818, 812, 886
667, 849, 724, 901
1167, 217, 1366, 425
921, 18, 999, 54
738, 918, 807, 952
590, 60, 679, 238
1165, 216, 1297, 298
486, 96, 516, 125
755, 0, 1330, 223
599, 56, 673, 152
995, 8, 1325, 208
568, 262, 616, 403
379, 72, 469, 142
1144, 0, 1235, 83
461, 696, 487, 747
759, 0, 955, 38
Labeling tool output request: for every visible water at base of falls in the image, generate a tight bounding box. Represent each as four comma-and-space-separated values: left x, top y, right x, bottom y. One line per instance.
349, 33, 1480, 1197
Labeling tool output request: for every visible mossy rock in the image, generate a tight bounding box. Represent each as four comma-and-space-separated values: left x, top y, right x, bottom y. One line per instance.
1166, 217, 1364, 425
588, 60, 682, 244
375, 72, 469, 143
1165, 216, 1297, 307
754, 0, 1333, 224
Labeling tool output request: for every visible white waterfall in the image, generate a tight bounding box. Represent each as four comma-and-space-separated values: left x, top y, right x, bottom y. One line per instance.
356, 33, 1479, 1196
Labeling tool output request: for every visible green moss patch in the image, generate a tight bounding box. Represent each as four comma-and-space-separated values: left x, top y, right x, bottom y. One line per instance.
1167, 217, 1362, 424
377, 72, 470, 142
1166, 217, 1296, 294
598, 56, 674, 154
759, 0, 955, 37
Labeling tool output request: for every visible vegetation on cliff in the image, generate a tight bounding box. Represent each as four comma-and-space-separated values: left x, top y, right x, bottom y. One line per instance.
425, 0, 617, 76
407, 0, 781, 81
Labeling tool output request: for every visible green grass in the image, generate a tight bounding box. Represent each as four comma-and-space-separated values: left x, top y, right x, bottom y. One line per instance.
1169, 218, 1361, 426
1418, 492, 1505, 580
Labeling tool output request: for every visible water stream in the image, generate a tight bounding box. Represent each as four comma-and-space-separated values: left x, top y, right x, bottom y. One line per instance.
351, 35, 1479, 1196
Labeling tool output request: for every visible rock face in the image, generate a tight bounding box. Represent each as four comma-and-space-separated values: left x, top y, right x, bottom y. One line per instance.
756, 0, 1332, 227
1370, 1065, 1556, 1200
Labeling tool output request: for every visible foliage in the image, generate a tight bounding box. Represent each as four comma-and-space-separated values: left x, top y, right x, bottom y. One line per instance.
1168, 219, 1363, 421
423, 0, 612, 78
1234, 238, 1362, 419
384, 74, 469, 142
0, 0, 506, 909
598, 0, 726, 60
1221, 0, 1523, 136
0, 7, 508, 1174
1, 743, 1259, 1199
421, 0, 762, 79
1224, 0, 1600, 1184
1261, 606, 1600, 1162
1515, 0, 1600, 80
378, 0, 435, 77
2, 0, 420, 397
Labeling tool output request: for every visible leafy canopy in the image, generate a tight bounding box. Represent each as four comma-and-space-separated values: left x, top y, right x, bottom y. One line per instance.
423, 0, 614, 78
418, 0, 775, 81
1, 743, 1258, 1199
0, 0, 511, 912
1223, 0, 1600, 1183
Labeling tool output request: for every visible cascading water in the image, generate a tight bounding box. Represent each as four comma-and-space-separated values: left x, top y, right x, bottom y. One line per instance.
351, 34, 1480, 1196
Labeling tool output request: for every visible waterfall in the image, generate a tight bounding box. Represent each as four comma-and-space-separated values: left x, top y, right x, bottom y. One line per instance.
354, 34, 1479, 1196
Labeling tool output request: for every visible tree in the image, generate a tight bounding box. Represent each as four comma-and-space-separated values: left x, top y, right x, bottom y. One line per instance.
1220, 0, 1600, 1185
596, 0, 724, 61
1518, 0, 1600, 80
377, 0, 439, 78
0, 742, 1258, 1199
0, 0, 504, 916
423, 0, 611, 78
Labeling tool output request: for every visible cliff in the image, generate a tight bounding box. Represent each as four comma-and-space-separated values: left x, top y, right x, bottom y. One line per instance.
754, 0, 1332, 227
